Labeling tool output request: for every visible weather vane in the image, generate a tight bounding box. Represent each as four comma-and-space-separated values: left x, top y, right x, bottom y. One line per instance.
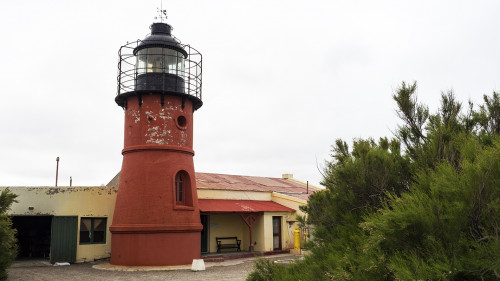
154, 1, 167, 23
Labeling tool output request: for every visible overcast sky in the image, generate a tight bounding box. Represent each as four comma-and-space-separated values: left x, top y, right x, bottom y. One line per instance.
1, 1, 499, 187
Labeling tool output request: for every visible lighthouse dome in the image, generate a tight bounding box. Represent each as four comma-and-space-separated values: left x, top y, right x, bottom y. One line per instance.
133, 22, 188, 58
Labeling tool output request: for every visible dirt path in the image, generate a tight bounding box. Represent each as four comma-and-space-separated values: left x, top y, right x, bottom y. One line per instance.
7, 254, 298, 281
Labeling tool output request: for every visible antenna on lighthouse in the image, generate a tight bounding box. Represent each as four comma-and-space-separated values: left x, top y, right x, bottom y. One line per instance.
154, 1, 167, 23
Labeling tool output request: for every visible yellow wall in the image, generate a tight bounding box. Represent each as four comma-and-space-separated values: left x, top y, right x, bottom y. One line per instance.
1, 186, 117, 263
270, 193, 309, 249
271, 192, 307, 217
206, 211, 297, 253
1, 186, 308, 259
260, 212, 295, 251
200, 190, 307, 252
207, 214, 248, 253
253, 213, 265, 252
198, 189, 271, 201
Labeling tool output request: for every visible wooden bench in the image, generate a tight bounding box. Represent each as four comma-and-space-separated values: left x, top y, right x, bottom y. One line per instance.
216, 237, 241, 253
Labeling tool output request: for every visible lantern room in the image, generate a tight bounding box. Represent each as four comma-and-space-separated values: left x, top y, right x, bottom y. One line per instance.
115, 22, 202, 110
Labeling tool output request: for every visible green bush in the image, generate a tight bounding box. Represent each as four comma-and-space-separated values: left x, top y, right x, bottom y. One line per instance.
0, 188, 18, 281
247, 258, 285, 281
362, 138, 500, 279
247, 83, 500, 280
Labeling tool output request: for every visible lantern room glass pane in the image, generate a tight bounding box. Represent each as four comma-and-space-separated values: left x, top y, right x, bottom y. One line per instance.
177, 53, 185, 76
164, 50, 177, 74
136, 48, 185, 77
136, 54, 147, 75
147, 48, 163, 73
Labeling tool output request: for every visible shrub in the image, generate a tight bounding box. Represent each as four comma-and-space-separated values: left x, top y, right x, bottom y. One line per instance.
0, 188, 18, 281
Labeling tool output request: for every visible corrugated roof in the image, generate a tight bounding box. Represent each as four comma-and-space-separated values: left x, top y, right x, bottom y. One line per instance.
196, 172, 314, 200
198, 199, 295, 213
108, 172, 316, 201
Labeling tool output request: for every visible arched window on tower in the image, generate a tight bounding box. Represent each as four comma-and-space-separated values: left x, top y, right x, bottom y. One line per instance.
174, 170, 193, 207
175, 172, 185, 205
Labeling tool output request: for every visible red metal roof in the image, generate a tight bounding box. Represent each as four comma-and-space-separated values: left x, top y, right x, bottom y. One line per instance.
198, 199, 295, 213
108, 172, 319, 201
195, 173, 317, 201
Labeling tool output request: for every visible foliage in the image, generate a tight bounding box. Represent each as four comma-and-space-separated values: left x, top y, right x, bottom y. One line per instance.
474, 91, 500, 136
0, 188, 18, 281
248, 82, 500, 280
296, 137, 411, 280
247, 258, 288, 281
362, 138, 500, 279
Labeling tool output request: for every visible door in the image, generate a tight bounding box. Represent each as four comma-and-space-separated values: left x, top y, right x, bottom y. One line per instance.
12, 216, 52, 259
50, 216, 78, 263
200, 215, 209, 253
272, 216, 282, 250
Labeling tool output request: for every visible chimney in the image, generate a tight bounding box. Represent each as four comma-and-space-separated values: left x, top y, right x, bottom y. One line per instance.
282, 173, 293, 180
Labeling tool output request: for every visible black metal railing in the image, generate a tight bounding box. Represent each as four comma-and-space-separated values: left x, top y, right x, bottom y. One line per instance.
117, 39, 202, 102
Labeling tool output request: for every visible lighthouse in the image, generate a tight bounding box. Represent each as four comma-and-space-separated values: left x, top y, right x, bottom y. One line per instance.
110, 18, 203, 266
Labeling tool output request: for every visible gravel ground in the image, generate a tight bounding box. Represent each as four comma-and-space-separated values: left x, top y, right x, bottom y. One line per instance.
7, 254, 298, 281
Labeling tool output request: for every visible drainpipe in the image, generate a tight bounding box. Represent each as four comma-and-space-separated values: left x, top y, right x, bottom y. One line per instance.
55, 157, 60, 187
306, 181, 309, 194
70, 176, 72, 187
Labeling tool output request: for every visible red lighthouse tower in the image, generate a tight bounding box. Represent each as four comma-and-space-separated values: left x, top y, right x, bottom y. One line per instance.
110, 19, 203, 266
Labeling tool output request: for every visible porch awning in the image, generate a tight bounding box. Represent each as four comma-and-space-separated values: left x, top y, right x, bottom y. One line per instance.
198, 199, 295, 213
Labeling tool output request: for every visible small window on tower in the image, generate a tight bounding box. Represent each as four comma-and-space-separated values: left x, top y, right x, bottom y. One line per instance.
174, 170, 192, 207
177, 115, 187, 128
175, 172, 185, 205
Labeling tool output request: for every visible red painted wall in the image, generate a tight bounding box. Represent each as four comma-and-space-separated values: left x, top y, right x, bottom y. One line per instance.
110, 94, 202, 266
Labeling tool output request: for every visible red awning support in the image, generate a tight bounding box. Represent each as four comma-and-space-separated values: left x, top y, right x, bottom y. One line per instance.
240, 212, 262, 252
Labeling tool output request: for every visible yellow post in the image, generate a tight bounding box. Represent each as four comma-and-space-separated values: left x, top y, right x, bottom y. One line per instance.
294, 227, 300, 249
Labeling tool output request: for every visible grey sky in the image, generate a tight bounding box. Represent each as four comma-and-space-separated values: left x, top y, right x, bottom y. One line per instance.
1, 1, 499, 187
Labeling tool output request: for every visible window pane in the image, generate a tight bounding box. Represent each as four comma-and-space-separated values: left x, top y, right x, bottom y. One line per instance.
80, 218, 91, 243
80, 219, 91, 231
80, 218, 106, 244
93, 218, 106, 243
93, 230, 105, 243
176, 173, 184, 204
80, 231, 91, 243
273, 218, 279, 234
136, 54, 147, 75
147, 54, 163, 73
177, 54, 185, 77
137, 48, 185, 75
273, 236, 280, 249
164, 49, 177, 75
94, 219, 106, 231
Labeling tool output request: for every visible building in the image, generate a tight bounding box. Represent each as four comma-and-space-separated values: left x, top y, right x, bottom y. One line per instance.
1, 173, 318, 263
111, 20, 205, 266
2, 16, 320, 266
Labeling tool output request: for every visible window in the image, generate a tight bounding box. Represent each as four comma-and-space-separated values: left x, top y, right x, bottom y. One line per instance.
79, 218, 106, 244
136, 48, 185, 76
176, 115, 187, 130
174, 170, 193, 208
175, 173, 185, 205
